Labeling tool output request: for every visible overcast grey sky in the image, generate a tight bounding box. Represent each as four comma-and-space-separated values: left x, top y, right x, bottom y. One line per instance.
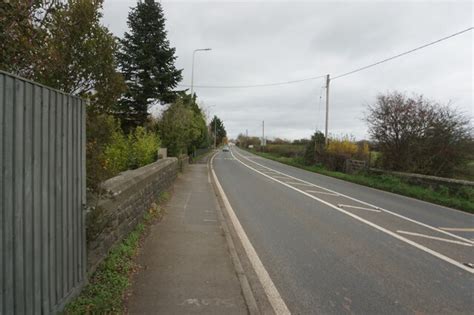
102, 0, 473, 140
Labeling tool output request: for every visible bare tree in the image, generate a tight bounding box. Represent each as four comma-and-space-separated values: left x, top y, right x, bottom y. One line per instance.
365, 92, 472, 177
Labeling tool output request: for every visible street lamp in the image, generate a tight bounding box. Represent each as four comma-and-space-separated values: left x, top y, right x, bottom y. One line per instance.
190, 48, 212, 97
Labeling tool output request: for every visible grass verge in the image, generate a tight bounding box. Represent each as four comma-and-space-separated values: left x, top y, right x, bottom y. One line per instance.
63, 191, 170, 314
249, 150, 474, 214
190, 148, 214, 163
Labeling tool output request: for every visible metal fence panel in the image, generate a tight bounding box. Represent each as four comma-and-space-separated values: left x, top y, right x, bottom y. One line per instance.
1, 71, 86, 314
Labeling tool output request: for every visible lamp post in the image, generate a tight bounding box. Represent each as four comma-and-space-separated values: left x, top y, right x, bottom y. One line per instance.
190, 48, 212, 97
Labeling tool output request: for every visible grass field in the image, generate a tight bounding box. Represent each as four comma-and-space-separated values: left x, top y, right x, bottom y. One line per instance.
249, 150, 474, 214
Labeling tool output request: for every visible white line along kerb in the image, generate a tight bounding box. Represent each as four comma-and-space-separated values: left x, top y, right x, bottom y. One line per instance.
230, 148, 474, 274
210, 153, 291, 314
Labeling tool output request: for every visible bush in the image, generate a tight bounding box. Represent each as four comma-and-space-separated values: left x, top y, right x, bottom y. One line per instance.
365, 91, 473, 176
129, 127, 160, 169
87, 114, 123, 191
103, 126, 160, 174
327, 136, 358, 157
319, 136, 370, 171
265, 144, 305, 158
304, 131, 325, 165
103, 130, 130, 175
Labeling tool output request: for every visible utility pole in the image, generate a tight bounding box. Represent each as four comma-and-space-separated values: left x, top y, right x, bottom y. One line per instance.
324, 74, 330, 146
246, 129, 248, 138
262, 120, 265, 152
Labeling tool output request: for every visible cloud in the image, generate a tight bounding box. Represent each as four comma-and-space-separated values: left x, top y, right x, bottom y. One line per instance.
103, 0, 473, 140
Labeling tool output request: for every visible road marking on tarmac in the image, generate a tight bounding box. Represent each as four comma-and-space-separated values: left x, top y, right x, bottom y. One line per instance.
305, 190, 339, 196
397, 231, 473, 247
283, 181, 313, 186
211, 153, 291, 315
439, 227, 474, 232
230, 148, 474, 274
233, 150, 474, 246
338, 204, 381, 213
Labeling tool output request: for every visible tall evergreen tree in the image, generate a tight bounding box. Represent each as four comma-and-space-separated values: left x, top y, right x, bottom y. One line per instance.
117, 0, 182, 131
210, 116, 227, 146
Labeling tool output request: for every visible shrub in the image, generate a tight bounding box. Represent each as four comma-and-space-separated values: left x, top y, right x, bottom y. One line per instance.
266, 144, 305, 158
103, 130, 130, 175
323, 135, 369, 171
103, 126, 160, 176
304, 131, 325, 165
365, 91, 473, 176
129, 127, 160, 169
86, 114, 123, 191
327, 136, 358, 157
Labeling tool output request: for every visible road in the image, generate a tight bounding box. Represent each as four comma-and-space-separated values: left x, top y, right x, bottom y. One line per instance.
212, 145, 474, 314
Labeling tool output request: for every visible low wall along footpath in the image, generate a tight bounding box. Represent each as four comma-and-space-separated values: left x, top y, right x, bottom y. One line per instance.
86, 157, 180, 272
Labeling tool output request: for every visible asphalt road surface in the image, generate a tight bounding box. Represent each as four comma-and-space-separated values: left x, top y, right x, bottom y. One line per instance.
212, 145, 474, 314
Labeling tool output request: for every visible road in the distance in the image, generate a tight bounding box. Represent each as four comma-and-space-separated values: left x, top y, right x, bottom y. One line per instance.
213, 146, 474, 314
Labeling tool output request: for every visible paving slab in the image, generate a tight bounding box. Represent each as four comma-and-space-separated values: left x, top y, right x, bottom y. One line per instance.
127, 164, 248, 315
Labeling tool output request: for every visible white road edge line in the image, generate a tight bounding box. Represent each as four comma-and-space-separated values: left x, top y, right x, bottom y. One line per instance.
230, 148, 474, 274
397, 230, 473, 247
233, 149, 474, 245
210, 153, 291, 314
338, 204, 381, 213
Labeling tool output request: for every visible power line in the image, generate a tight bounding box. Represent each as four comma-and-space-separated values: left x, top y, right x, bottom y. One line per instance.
178, 74, 326, 89
178, 27, 472, 89
332, 27, 473, 80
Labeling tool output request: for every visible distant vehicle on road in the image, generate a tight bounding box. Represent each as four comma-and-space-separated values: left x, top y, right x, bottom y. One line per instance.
222, 145, 230, 152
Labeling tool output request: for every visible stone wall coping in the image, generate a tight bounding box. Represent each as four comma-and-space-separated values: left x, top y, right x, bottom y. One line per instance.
101, 157, 178, 199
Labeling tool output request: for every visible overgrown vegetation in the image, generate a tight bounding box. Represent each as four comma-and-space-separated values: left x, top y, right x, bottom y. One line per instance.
365, 92, 473, 177
248, 149, 474, 213
236, 96, 472, 212
104, 126, 160, 174
157, 95, 211, 157
64, 192, 170, 314
2, 0, 225, 191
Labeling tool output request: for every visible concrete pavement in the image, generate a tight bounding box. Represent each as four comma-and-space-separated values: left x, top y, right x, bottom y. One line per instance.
127, 162, 249, 314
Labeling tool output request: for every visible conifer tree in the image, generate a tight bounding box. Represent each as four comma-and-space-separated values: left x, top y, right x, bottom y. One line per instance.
118, 0, 182, 130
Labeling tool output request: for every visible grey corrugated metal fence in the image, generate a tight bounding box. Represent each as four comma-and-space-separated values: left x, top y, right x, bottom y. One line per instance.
1, 71, 86, 314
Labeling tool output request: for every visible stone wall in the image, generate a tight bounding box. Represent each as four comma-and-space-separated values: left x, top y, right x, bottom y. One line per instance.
86, 157, 178, 273
178, 154, 189, 171
344, 159, 367, 174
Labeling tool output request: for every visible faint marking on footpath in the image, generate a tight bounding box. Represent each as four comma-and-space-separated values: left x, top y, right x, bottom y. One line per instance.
179, 298, 235, 307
